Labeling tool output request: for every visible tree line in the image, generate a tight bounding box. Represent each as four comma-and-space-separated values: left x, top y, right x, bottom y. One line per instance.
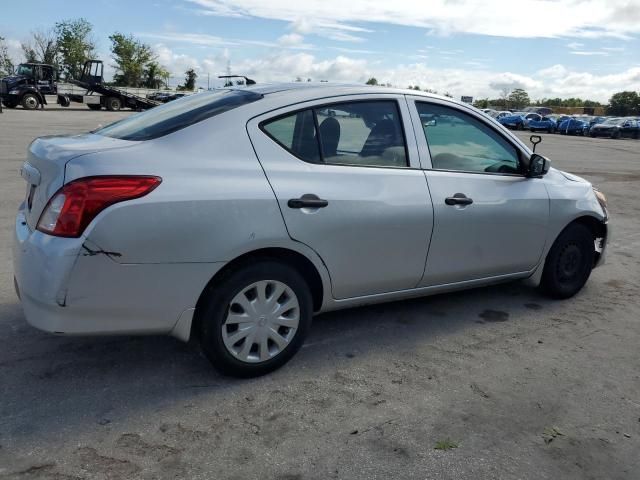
474, 88, 639, 116
0, 19, 197, 90
365, 78, 639, 116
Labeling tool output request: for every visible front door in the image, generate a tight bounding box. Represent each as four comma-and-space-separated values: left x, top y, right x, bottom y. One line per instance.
408, 98, 549, 286
248, 96, 433, 299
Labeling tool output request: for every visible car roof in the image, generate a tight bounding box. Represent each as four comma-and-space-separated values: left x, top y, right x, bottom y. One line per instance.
232, 82, 458, 104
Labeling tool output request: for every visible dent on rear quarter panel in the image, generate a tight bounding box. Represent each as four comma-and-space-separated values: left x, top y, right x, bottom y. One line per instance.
65, 112, 289, 264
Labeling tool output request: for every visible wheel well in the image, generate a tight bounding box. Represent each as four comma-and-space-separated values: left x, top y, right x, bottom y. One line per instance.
569, 215, 607, 265
192, 247, 325, 338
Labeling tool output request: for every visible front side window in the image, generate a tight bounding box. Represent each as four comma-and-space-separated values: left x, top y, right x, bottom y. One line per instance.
416, 102, 520, 174
261, 100, 408, 168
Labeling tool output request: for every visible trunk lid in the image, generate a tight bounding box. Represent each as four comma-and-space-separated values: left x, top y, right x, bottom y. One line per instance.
21, 133, 137, 229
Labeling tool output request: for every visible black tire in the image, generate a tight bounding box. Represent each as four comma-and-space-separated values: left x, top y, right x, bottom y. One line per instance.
21, 93, 39, 110
541, 223, 594, 299
590, 132, 596, 138
87, 103, 102, 110
198, 260, 313, 377
105, 96, 122, 111
611, 130, 620, 139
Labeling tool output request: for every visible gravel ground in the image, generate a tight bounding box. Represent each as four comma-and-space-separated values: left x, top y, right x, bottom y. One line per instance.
0, 106, 639, 480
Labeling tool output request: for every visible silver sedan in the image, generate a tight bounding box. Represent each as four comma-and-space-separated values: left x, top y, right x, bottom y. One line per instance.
13, 84, 609, 376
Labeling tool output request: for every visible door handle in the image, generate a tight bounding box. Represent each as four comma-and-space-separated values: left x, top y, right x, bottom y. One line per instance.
288, 194, 329, 209
445, 193, 473, 206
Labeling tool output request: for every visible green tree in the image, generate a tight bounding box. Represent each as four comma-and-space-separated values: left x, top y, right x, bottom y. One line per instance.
365, 77, 378, 85
143, 61, 169, 89
473, 98, 489, 109
21, 43, 37, 63
21, 29, 58, 65
607, 91, 640, 116
109, 33, 154, 87
180, 68, 198, 91
0, 36, 15, 76
507, 88, 530, 109
55, 18, 96, 80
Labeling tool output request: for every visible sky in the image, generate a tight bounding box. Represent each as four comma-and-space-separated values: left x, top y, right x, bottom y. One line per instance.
1, 0, 639, 102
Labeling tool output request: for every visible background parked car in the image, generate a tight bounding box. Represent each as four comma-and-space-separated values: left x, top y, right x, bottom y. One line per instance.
558, 117, 587, 135
498, 112, 541, 130
590, 118, 640, 139
492, 110, 512, 120
528, 116, 557, 133
582, 116, 607, 136
146, 92, 188, 103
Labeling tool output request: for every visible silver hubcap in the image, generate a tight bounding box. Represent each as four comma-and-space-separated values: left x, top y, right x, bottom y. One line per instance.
25, 96, 37, 108
222, 280, 299, 363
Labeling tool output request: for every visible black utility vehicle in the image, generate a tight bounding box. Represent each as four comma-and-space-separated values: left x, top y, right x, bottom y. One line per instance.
0, 63, 57, 109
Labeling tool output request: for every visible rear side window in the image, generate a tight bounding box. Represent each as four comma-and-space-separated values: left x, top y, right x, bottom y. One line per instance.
263, 110, 320, 163
261, 100, 408, 168
95, 89, 262, 141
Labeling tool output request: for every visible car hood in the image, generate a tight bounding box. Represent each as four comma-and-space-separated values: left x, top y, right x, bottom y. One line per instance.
555, 168, 589, 184
1, 74, 29, 86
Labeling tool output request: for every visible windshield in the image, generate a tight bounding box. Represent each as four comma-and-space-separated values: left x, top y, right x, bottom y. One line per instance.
95, 89, 263, 141
15, 64, 34, 76
602, 118, 622, 125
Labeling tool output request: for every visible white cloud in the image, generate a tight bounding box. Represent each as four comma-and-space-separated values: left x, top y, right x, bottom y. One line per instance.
570, 50, 609, 56
139, 31, 313, 50
277, 33, 314, 49
112, 39, 639, 103
185, 0, 640, 39
567, 42, 584, 49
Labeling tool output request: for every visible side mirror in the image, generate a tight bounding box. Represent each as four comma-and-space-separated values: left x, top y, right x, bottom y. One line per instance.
528, 153, 549, 178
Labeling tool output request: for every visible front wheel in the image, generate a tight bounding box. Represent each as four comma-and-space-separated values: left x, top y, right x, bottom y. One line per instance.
198, 260, 313, 377
21, 93, 39, 110
541, 223, 594, 299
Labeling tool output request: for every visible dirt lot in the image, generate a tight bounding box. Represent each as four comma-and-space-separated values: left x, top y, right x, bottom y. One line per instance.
0, 106, 639, 480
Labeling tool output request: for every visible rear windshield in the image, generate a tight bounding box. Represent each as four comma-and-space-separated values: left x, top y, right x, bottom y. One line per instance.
94, 89, 263, 141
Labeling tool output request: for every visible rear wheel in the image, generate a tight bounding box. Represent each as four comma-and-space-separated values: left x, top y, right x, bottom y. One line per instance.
105, 96, 122, 111
541, 223, 594, 299
21, 93, 39, 110
87, 104, 102, 110
611, 130, 620, 139
198, 260, 313, 377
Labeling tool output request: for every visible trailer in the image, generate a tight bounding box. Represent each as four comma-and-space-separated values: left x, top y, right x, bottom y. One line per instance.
57, 60, 163, 111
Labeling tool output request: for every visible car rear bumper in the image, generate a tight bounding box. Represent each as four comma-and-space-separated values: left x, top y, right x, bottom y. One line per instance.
13, 209, 223, 340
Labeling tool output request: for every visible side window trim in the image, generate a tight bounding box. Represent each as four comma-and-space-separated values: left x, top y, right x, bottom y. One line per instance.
259, 98, 414, 169
407, 96, 530, 175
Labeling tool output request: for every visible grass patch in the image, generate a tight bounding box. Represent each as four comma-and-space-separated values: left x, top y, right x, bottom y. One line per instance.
434, 439, 459, 450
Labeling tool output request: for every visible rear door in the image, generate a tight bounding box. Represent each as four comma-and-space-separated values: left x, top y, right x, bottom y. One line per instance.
247, 95, 433, 299
407, 97, 549, 286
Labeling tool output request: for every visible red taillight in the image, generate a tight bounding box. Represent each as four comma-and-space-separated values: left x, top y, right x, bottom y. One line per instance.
37, 176, 162, 237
